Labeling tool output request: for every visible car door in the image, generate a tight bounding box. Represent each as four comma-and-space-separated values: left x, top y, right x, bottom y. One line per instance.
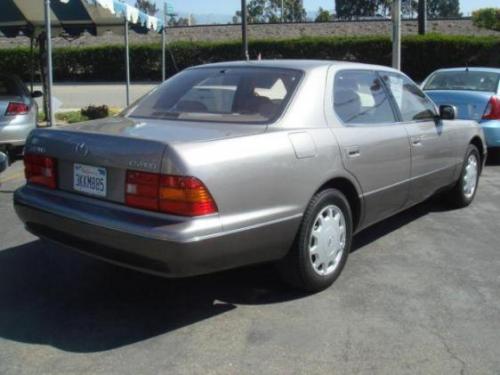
381, 72, 456, 206
326, 69, 411, 228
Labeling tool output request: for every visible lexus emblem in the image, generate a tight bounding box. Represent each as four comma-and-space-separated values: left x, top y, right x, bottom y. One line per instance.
75, 142, 89, 157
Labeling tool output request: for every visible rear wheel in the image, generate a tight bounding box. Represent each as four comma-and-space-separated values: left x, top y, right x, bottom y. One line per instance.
447, 144, 480, 208
278, 189, 352, 292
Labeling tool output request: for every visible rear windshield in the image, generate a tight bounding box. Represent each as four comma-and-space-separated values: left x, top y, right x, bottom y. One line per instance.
125, 67, 303, 124
0, 76, 24, 97
424, 70, 500, 92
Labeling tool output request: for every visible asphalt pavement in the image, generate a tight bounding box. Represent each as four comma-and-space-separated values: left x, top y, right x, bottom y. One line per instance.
1, 160, 500, 374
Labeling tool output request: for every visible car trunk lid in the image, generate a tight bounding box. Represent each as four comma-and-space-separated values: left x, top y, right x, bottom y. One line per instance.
425, 90, 494, 122
26, 127, 167, 204
67, 116, 266, 143
26, 116, 266, 204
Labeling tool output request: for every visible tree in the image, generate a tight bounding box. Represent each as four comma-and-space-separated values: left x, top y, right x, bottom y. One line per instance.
379, 0, 418, 18
168, 15, 190, 27
235, 0, 267, 23
335, 0, 379, 20
135, 0, 159, 16
472, 8, 500, 31
315, 7, 332, 22
234, 0, 306, 23
427, 0, 461, 18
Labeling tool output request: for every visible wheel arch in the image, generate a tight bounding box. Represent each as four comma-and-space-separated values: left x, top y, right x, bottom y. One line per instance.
470, 136, 485, 170
315, 177, 362, 232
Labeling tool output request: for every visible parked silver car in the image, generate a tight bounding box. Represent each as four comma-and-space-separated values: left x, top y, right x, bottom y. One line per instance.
0, 151, 7, 173
0, 74, 41, 160
14, 61, 486, 292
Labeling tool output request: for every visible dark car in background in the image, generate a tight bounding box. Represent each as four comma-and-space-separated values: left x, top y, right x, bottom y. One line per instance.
422, 67, 500, 159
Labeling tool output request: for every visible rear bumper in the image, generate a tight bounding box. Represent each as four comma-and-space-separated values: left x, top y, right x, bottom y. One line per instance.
480, 120, 500, 148
0, 117, 36, 146
14, 185, 299, 277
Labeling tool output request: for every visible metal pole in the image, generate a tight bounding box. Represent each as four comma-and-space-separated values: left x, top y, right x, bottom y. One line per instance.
241, 0, 249, 60
161, 2, 167, 81
281, 0, 284, 22
392, 0, 401, 70
30, 37, 34, 94
124, 19, 130, 106
44, 0, 55, 127
418, 0, 427, 35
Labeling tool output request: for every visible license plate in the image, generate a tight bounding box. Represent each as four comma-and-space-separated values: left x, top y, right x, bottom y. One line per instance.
73, 163, 107, 197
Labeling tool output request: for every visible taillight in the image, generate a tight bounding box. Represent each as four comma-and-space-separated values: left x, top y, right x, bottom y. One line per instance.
5, 102, 29, 116
159, 175, 218, 216
24, 154, 57, 189
125, 171, 217, 217
482, 96, 500, 120
125, 171, 160, 211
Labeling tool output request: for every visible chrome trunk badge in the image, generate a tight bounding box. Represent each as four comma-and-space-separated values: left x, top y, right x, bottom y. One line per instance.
75, 142, 89, 157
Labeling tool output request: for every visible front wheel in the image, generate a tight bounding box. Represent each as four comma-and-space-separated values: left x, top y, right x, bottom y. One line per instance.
277, 189, 352, 292
447, 144, 480, 208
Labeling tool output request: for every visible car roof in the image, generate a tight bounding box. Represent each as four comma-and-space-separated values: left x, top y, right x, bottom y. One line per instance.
431, 67, 500, 74
190, 59, 400, 73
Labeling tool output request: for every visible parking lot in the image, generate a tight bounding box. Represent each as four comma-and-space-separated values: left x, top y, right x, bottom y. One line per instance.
1, 160, 500, 374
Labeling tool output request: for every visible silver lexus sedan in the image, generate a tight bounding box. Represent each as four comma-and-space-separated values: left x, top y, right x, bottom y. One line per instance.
14, 61, 486, 292
0, 74, 41, 161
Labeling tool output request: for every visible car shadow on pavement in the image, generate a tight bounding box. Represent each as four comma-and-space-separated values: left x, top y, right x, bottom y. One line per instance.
0, 240, 304, 353
0, 197, 449, 353
351, 197, 450, 252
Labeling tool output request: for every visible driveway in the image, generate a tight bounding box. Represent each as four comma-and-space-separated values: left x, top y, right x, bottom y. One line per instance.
1, 161, 500, 374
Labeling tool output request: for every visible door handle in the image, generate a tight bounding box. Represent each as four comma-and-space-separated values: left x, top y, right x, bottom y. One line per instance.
411, 136, 423, 146
346, 146, 361, 158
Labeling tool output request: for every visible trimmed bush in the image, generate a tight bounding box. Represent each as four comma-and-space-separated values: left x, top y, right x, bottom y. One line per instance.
0, 34, 498, 83
81, 105, 109, 120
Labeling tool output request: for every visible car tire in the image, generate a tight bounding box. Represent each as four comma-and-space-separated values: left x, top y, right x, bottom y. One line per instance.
277, 189, 352, 292
447, 144, 480, 208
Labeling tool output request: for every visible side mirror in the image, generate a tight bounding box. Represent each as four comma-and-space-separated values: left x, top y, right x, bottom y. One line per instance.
31, 91, 43, 98
439, 105, 457, 120
0, 152, 8, 173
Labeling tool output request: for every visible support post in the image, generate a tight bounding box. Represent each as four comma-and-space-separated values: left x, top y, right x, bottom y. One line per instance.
44, 0, 55, 127
392, 0, 401, 70
281, 0, 284, 22
124, 19, 130, 107
30, 37, 34, 94
418, 0, 427, 35
161, 2, 167, 81
241, 0, 249, 60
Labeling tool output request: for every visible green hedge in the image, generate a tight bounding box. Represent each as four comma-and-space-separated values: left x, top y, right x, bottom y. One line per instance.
0, 34, 499, 83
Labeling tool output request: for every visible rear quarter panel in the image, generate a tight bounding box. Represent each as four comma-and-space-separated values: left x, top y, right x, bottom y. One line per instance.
445, 120, 487, 179
166, 127, 350, 236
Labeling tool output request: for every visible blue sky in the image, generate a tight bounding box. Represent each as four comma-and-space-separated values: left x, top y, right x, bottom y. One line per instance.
157, 0, 499, 17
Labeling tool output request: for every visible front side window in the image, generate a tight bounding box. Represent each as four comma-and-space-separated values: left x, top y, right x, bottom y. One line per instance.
334, 70, 396, 125
381, 72, 437, 122
125, 67, 302, 124
423, 70, 500, 93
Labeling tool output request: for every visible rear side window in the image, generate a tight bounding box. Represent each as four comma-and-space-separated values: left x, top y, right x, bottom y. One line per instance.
423, 70, 500, 92
381, 72, 437, 122
334, 70, 396, 125
125, 67, 302, 124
